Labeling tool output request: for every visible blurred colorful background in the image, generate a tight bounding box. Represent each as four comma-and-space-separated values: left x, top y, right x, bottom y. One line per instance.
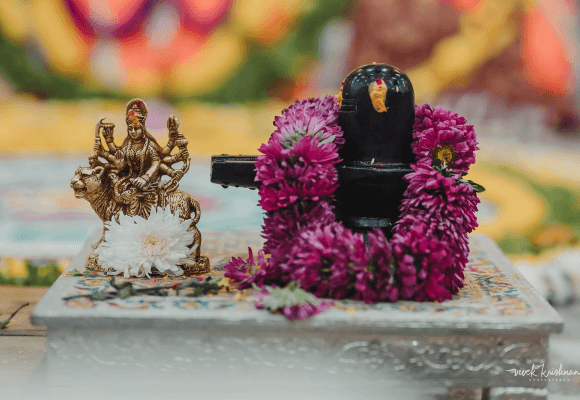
1, 0, 580, 298
2, 0, 580, 394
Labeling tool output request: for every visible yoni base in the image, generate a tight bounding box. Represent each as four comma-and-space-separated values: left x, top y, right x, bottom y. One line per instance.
85, 252, 211, 276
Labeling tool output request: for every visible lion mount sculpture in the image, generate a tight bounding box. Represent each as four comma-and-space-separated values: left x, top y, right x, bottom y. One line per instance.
70, 99, 209, 275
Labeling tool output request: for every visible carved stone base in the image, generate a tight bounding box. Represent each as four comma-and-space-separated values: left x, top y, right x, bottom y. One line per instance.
85, 252, 211, 276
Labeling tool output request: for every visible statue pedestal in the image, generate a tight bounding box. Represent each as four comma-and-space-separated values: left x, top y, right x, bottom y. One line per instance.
30, 232, 563, 400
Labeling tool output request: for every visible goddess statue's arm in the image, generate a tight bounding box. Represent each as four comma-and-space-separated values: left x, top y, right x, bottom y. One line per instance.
159, 162, 184, 180
97, 146, 117, 163
112, 147, 127, 172
161, 115, 179, 156
102, 126, 118, 153
161, 139, 175, 156
133, 147, 160, 189
93, 136, 117, 164
157, 115, 187, 180
162, 148, 189, 165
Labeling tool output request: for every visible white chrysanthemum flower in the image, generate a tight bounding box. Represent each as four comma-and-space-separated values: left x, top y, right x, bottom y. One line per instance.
95, 206, 195, 278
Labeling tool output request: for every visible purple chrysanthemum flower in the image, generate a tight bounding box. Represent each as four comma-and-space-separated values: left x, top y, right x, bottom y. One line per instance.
395, 213, 468, 294
394, 161, 480, 296
257, 147, 339, 187
257, 163, 338, 211
400, 163, 459, 198
261, 200, 335, 256
229, 97, 481, 311
271, 96, 345, 149
256, 137, 290, 162
391, 222, 454, 302
246, 97, 346, 295
283, 222, 366, 299
398, 164, 480, 233
412, 104, 479, 172
366, 228, 398, 302
256, 136, 341, 212
223, 247, 269, 289
396, 166, 478, 283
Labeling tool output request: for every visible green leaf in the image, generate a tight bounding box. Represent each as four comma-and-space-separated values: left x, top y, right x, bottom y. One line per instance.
109, 277, 133, 291
71, 269, 83, 277
91, 292, 113, 301
118, 286, 133, 299
0, 320, 9, 329
457, 178, 486, 192
467, 180, 486, 192
318, 135, 335, 146
258, 281, 320, 312
307, 130, 324, 140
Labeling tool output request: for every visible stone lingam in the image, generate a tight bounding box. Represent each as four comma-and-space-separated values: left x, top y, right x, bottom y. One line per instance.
210, 64, 415, 235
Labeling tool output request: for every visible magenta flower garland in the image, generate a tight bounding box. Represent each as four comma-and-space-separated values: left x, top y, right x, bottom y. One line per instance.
224, 96, 483, 305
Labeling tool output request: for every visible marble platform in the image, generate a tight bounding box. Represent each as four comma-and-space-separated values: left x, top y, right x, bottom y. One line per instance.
28, 232, 564, 400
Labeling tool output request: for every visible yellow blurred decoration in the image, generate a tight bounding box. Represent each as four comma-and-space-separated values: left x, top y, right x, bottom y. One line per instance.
0, 98, 284, 156
7, 258, 27, 278
409, 0, 524, 102
531, 225, 576, 248
168, 30, 247, 96
37, 265, 51, 277
30, 0, 90, 79
231, 0, 312, 45
56, 258, 70, 273
468, 162, 547, 239
0, 0, 30, 42
124, 68, 164, 99
0, 258, 9, 277
0, 0, 315, 98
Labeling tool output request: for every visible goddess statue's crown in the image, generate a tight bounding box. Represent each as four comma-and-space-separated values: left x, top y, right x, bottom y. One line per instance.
125, 99, 148, 123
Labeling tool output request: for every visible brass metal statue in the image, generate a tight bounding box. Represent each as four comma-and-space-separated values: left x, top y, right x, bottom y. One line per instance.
71, 99, 210, 275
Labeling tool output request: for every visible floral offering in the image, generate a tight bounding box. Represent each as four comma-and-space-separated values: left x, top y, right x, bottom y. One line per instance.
225, 97, 484, 309
95, 206, 195, 278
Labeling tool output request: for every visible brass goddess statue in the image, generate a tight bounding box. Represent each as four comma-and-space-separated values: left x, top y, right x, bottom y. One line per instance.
71, 99, 209, 275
